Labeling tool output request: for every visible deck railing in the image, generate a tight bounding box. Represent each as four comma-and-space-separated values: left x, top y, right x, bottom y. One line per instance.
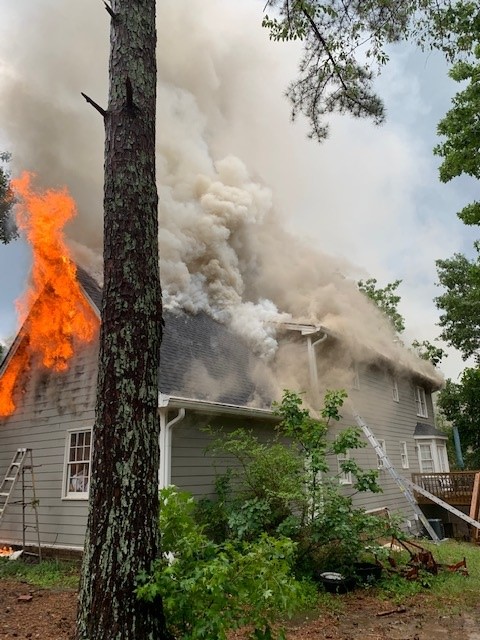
411, 472, 478, 506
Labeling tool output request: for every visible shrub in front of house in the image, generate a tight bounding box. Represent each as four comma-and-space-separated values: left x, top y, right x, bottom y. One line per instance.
196, 390, 397, 580
136, 486, 316, 640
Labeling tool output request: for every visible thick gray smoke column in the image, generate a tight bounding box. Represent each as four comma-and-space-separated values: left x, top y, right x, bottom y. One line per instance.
0, 0, 442, 381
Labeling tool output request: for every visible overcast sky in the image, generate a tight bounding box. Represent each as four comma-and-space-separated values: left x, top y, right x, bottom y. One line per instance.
0, 0, 476, 382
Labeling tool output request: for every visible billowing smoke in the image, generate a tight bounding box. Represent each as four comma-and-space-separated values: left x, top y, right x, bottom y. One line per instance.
0, 0, 442, 386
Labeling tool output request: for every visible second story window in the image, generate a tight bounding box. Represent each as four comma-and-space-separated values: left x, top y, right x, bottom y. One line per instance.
414, 386, 428, 418
352, 365, 360, 390
392, 377, 399, 402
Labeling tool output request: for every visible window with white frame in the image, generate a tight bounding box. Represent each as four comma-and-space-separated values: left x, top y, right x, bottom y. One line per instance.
417, 442, 434, 473
400, 441, 409, 469
352, 365, 360, 390
337, 452, 352, 485
64, 429, 92, 499
376, 439, 387, 469
414, 386, 428, 418
392, 377, 399, 402
437, 443, 449, 473
416, 438, 450, 474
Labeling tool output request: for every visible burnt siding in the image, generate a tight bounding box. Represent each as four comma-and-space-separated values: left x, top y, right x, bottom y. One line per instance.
0, 339, 98, 550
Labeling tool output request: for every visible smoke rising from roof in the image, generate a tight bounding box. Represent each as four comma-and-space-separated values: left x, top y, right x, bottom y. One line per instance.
0, 0, 442, 385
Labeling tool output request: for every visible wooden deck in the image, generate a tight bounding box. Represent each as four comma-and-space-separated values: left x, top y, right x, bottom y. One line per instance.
411, 472, 479, 506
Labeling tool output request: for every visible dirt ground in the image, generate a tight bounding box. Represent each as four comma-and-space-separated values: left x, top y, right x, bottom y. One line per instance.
1, 580, 480, 640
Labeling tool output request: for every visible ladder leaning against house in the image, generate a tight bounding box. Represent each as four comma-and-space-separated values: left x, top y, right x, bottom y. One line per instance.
0, 448, 41, 560
353, 414, 480, 542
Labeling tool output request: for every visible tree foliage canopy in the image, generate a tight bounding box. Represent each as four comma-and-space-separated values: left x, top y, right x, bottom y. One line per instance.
435, 243, 480, 359
358, 277, 405, 333
437, 367, 480, 469
263, 1, 479, 141
434, 45, 480, 225
0, 153, 17, 244
411, 339, 446, 366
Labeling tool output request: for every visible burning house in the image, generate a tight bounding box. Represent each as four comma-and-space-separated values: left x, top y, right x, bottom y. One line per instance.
0, 4, 448, 553
0, 206, 445, 553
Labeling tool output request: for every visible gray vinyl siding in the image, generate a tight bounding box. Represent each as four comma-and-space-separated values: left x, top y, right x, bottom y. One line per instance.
325, 363, 438, 526
171, 414, 278, 498
0, 339, 98, 551
1, 328, 441, 551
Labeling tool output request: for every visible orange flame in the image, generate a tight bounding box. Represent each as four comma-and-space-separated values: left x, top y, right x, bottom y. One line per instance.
0, 173, 97, 417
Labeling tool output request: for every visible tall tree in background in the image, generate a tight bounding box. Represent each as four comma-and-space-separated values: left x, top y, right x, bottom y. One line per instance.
436, 246, 480, 360
76, 1, 168, 639
434, 45, 480, 225
433, 35, 480, 361
358, 278, 405, 334
0, 152, 17, 244
263, 1, 478, 142
437, 368, 480, 469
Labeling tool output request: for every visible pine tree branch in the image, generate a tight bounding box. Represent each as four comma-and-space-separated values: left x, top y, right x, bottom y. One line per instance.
81, 92, 107, 118
103, 1, 116, 20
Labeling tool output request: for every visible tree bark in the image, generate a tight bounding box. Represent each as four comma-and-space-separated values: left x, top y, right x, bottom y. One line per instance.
76, 1, 167, 638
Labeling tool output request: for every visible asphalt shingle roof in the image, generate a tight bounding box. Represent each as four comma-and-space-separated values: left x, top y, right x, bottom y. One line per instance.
76, 267, 272, 408
414, 422, 447, 438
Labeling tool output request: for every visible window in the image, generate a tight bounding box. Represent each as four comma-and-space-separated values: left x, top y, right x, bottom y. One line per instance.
416, 438, 450, 474
337, 452, 352, 485
352, 366, 360, 390
414, 386, 428, 418
376, 439, 387, 469
392, 377, 399, 402
400, 441, 409, 469
437, 443, 449, 473
63, 429, 92, 499
418, 443, 434, 473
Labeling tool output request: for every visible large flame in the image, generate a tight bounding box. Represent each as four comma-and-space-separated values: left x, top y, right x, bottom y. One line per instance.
0, 173, 97, 417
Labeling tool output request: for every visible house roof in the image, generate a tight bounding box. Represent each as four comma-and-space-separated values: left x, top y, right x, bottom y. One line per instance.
76, 267, 274, 409
414, 422, 447, 439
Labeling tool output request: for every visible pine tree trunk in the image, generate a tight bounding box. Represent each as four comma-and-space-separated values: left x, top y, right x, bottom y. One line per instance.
76, 1, 167, 638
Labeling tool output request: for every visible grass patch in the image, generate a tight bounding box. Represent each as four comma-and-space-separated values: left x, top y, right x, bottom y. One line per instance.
0, 556, 80, 589
369, 539, 479, 610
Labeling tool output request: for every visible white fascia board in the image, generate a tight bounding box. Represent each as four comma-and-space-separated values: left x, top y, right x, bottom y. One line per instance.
159, 394, 278, 421
276, 322, 330, 336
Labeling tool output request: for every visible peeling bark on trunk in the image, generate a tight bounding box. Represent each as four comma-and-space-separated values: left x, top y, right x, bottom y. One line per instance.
76, 1, 167, 638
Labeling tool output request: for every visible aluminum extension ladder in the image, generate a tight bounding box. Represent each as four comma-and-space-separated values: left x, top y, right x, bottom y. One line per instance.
0, 448, 41, 560
353, 414, 441, 543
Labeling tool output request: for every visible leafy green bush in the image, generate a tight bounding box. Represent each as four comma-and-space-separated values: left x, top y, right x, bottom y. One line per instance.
137, 487, 316, 640
201, 390, 397, 579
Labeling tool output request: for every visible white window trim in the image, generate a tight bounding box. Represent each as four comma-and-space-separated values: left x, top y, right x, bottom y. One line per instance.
376, 439, 387, 469
352, 365, 360, 390
415, 436, 450, 473
417, 441, 435, 473
436, 442, 450, 473
62, 428, 92, 501
337, 452, 352, 485
392, 377, 399, 402
400, 441, 409, 469
414, 386, 428, 418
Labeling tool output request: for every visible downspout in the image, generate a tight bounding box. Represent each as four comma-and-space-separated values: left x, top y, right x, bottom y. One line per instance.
158, 393, 186, 488
452, 426, 465, 469
306, 331, 328, 400
306, 330, 328, 518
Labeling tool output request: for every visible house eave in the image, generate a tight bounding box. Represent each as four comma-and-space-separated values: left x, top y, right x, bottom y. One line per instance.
158, 393, 277, 420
